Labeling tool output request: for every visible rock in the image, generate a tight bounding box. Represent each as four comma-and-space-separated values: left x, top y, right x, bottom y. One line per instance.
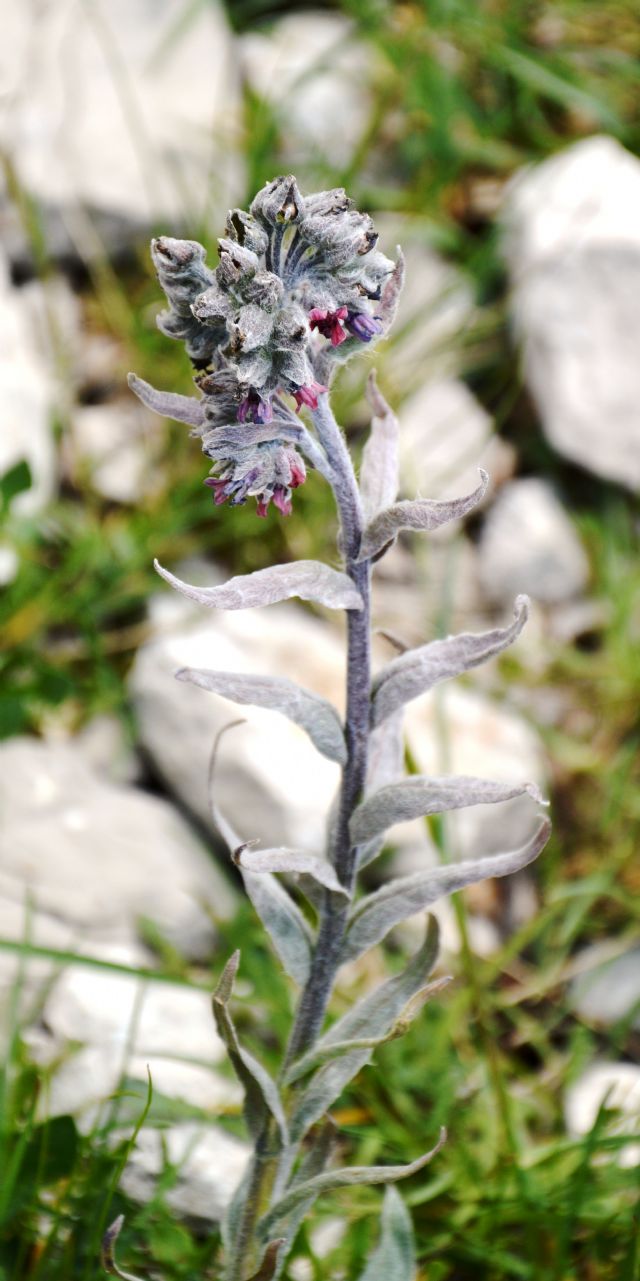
398, 376, 516, 504
565, 1063, 640, 1168
403, 684, 547, 861
74, 714, 141, 785
33, 945, 241, 1127
0, 737, 237, 961
0, 252, 56, 514
375, 220, 476, 394
69, 397, 165, 503
371, 534, 483, 650
478, 479, 589, 605
502, 136, 640, 490
130, 589, 344, 854
569, 945, 640, 1030
239, 12, 374, 171
119, 1122, 250, 1225
0, 0, 243, 258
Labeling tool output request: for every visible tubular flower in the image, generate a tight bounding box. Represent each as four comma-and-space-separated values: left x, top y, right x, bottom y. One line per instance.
204, 440, 307, 518
131, 175, 395, 515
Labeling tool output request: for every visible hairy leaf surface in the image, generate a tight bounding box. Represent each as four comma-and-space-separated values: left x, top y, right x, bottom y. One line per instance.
341, 820, 552, 962
289, 918, 439, 1141
260, 1131, 446, 1236
213, 952, 288, 1145
357, 471, 489, 562
155, 559, 363, 611
236, 846, 348, 897
356, 1186, 415, 1281
176, 667, 346, 765
350, 775, 546, 844
128, 372, 206, 428
372, 596, 529, 726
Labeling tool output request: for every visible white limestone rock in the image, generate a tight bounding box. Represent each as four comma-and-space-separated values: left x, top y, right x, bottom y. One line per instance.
403, 684, 547, 861
34, 946, 241, 1127
398, 375, 516, 505
129, 589, 345, 854
0, 0, 243, 254
478, 479, 589, 605
118, 1122, 250, 1225
239, 12, 374, 171
569, 945, 640, 1031
565, 1062, 640, 1168
0, 736, 237, 961
0, 253, 56, 515
502, 136, 640, 490
69, 397, 165, 503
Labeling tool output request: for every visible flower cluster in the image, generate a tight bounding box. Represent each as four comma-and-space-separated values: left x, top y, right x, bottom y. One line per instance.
145, 176, 393, 515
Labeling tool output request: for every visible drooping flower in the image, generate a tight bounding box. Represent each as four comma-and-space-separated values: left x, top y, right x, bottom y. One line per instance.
204, 440, 307, 517
293, 382, 328, 412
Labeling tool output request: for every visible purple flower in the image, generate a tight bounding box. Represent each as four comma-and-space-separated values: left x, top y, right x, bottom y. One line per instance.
293, 381, 328, 412
308, 307, 349, 347
238, 391, 273, 424
345, 312, 383, 343
205, 442, 306, 517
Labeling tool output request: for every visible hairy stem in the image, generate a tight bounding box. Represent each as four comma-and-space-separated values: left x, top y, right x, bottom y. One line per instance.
230, 396, 372, 1275
283, 396, 372, 1062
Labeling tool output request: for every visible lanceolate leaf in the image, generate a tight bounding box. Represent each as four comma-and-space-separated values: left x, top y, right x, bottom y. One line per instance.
284, 977, 450, 1086
246, 1241, 286, 1281
176, 667, 347, 765
378, 249, 406, 336
235, 847, 349, 897
356, 1185, 415, 1281
127, 372, 205, 428
259, 1131, 447, 1237
350, 776, 547, 844
341, 819, 552, 963
213, 952, 288, 1146
155, 559, 364, 612
243, 872, 313, 985
359, 372, 399, 522
372, 596, 530, 726
208, 725, 313, 986
264, 1122, 337, 1279
357, 471, 489, 563
289, 918, 440, 1142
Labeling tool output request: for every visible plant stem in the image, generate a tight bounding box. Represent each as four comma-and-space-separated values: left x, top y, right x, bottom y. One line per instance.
229, 396, 372, 1276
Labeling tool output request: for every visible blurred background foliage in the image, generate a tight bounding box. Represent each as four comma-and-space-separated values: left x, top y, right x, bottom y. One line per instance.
1, 1, 639, 1278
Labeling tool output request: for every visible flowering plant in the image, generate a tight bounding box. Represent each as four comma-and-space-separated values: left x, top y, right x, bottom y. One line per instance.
108, 176, 550, 1281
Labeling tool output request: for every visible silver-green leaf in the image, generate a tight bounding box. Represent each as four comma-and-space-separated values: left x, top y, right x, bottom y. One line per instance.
259, 1130, 446, 1237
358, 711, 406, 870
175, 667, 346, 765
372, 596, 530, 726
235, 846, 349, 897
289, 917, 440, 1142
341, 819, 552, 962
155, 559, 363, 612
356, 1185, 415, 1281
127, 372, 205, 429
213, 952, 288, 1146
357, 470, 489, 563
350, 775, 546, 844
